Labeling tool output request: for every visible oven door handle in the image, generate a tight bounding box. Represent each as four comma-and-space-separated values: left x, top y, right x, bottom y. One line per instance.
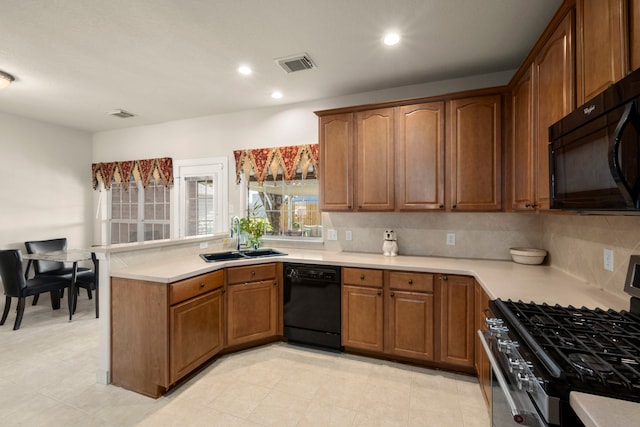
478, 330, 527, 425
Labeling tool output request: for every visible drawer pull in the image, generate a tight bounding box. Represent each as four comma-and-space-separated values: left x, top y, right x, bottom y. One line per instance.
377, 290, 382, 296
408, 279, 413, 285
251, 271, 256, 277
443, 275, 448, 281
199, 283, 205, 289
390, 292, 395, 297
360, 274, 365, 280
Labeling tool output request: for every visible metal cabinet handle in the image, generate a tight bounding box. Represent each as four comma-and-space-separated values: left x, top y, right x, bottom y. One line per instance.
452, 204, 457, 209
525, 203, 531, 208
439, 204, 444, 209
377, 290, 382, 296
251, 271, 256, 277
390, 291, 395, 297
408, 279, 413, 285
360, 274, 365, 280
199, 283, 205, 289
443, 275, 448, 281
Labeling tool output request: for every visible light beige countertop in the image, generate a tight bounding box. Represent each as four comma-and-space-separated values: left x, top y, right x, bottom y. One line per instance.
109, 248, 636, 423
570, 392, 640, 427
110, 248, 628, 310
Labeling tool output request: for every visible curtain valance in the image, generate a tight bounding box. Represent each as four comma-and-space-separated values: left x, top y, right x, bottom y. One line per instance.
91, 157, 173, 190
233, 144, 319, 185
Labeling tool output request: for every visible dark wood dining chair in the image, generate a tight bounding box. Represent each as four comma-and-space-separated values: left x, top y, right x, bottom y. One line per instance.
0, 249, 69, 330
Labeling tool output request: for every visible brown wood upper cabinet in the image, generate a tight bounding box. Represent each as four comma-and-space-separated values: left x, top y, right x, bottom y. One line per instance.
396, 102, 446, 210
448, 95, 502, 211
356, 108, 395, 211
509, 8, 574, 212
576, 0, 627, 105
319, 113, 354, 211
511, 65, 535, 211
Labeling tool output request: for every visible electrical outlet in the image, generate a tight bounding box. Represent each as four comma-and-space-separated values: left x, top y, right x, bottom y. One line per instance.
345, 230, 352, 241
604, 248, 614, 272
327, 229, 338, 241
199, 242, 208, 249
446, 232, 456, 246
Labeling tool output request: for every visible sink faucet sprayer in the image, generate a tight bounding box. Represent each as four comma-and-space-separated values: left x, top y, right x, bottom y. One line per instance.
230, 216, 241, 251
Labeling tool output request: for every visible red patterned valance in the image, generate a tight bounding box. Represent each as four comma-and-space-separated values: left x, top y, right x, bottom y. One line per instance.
233, 144, 319, 185
91, 157, 173, 190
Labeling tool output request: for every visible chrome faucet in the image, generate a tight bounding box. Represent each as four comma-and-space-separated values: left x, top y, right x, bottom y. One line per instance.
230, 216, 241, 251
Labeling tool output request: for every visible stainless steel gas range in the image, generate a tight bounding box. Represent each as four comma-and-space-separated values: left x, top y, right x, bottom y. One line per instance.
479, 260, 640, 426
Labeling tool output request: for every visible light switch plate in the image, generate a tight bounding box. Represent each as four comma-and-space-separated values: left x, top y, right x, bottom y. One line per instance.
345, 230, 352, 241
446, 232, 456, 246
327, 229, 338, 241
604, 248, 614, 271
199, 242, 208, 249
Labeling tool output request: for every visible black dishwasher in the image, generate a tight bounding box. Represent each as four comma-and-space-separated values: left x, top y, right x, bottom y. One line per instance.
283, 263, 342, 351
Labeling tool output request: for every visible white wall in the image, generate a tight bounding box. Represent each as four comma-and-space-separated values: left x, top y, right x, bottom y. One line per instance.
92, 70, 513, 217
0, 112, 93, 250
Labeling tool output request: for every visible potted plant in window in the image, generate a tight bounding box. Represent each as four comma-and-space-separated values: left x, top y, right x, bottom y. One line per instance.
239, 201, 273, 249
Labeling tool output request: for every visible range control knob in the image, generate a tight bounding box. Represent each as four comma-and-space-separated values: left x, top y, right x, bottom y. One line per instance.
517, 372, 535, 392
497, 338, 519, 354
485, 318, 504, 327
489, 325, 509, 335
508, 358, 534, 373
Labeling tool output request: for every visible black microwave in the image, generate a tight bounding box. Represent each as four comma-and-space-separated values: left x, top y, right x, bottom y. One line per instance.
549, 68, 640, 212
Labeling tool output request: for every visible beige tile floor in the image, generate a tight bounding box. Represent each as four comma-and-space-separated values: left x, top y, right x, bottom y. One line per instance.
0, 292, 490, 426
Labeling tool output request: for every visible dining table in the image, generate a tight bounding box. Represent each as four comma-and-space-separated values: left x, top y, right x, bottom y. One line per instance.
22, 249, 92, 320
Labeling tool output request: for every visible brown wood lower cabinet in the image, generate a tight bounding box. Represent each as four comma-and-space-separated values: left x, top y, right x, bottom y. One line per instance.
111, 269, 225, 398
170, 288, 224, 382
341, 268, 384, 352
226, 263, 279, 348
437, 274, 475, 369
475, 282, 492, 407
385, 271, 434, 360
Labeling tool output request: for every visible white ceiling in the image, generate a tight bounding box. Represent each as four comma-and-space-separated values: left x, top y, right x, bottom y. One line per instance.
0, 0, 562, 133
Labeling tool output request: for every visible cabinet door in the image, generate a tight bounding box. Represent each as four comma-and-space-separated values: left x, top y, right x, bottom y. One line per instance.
438, 275, 475, 368
632, 0, 640, 71
576, 0, 627, 104
226, 280, 278, 347
396, 103, 445, 210
448, 95, 502, 211
474, 282, 491, 408
319, 113, 354, 211
356, 108, 395, 211
170, 288, 224, 383
342, 284, 384, 352
385, 290, 434, 360
534, 10, 574, 210
511, 65, 536, 211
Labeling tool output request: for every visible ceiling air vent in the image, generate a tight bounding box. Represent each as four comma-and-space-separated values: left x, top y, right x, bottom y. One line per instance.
107, 109, 136, 118
276, 53, 316, 73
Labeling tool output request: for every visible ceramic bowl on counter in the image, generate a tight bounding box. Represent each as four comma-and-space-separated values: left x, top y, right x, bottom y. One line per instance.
510, 247, 547, 265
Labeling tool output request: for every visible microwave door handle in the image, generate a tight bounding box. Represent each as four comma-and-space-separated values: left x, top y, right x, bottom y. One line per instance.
610, 101, 636, 206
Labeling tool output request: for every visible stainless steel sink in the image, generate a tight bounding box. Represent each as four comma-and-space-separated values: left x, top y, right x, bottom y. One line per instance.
200, 248, 286, 262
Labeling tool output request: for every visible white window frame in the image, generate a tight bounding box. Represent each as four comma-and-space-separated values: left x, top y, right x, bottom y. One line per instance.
173, 157, 228, 238
107, 178, 171, 244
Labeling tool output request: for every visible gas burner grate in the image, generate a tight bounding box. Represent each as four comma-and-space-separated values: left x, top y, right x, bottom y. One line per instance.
494, 299, 640, 401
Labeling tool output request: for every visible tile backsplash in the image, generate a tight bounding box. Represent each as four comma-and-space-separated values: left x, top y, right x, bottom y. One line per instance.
324, 211, 640, 300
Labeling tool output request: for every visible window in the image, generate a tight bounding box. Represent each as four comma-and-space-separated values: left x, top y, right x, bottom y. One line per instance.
175, 158, 228, 237
109, 178, 171, 244
245, 171, 322, 239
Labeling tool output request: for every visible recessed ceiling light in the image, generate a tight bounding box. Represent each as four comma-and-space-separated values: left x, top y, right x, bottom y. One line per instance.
238, 65, 252, 75
383, 32, 400, 46
271, 91, 283, 99
0, 70, 15, 89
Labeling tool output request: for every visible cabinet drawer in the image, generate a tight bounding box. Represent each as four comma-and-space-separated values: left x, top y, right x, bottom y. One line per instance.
343, 267, 383, 288
389, 271, 433, 292
226, 263, 276, 285
170, 270, 224, 305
